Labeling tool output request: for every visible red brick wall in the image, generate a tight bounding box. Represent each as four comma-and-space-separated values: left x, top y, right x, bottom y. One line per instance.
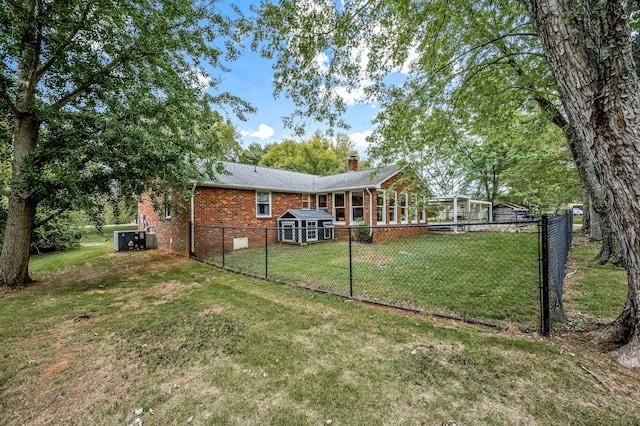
138, 171, 429, 257
194, 187, 305, 227
138, 193, 191, 256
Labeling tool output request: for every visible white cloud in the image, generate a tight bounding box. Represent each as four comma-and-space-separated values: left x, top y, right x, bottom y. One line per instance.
349, 130, 373, 153
332, 85, 367, 106
313, 51, 330, 72
196, 69, 211, 88
249, 124, 275, 140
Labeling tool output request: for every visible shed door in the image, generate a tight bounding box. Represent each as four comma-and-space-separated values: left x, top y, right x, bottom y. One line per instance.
307, 221, 318, 242
281, 221, 296, 242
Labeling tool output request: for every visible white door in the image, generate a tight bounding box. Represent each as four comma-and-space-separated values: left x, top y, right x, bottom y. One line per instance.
307, 221, 318, 242
281, 221, 296, 242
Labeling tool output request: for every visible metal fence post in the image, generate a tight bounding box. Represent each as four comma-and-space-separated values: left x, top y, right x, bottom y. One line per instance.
540, 214, 550, 336
348, 227, 353, 298
221, 227, 225, 269
265, 228, 269, 279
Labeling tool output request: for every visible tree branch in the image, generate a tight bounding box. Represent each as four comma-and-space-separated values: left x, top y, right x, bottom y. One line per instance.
0, 76, 19, 115
35, 3, 93, 82
33, 208, 66, 228
50, 45, 138, 111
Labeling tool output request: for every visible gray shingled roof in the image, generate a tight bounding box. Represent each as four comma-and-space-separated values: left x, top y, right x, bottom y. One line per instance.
278, 209, 335, 220
201, 162, 400, 193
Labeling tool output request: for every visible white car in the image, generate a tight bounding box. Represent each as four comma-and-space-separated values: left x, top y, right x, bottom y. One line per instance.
572, 208, 583, 215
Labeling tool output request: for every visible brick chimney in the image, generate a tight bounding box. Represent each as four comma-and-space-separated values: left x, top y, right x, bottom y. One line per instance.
348, 155, 358, 172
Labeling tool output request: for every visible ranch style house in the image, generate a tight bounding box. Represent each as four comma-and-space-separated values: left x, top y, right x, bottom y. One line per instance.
138, 156, 429, 256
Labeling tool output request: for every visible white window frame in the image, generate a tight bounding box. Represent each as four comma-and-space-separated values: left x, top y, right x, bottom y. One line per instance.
420, 196, 427, 223
164, 191, 172, 219
317, 193, 328, 211
302, 193, 310, 209
333, 192, 346, 224
307, 220, 318, 241
376, 191, 386, 224
350, 190, 365, 224
388, 190, 397, 224
411, 194, 419, 223
256, 191, 272, 217
400, 192, 408, 224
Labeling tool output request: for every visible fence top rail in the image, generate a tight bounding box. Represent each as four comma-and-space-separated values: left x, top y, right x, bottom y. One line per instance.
193, 220, 543, 232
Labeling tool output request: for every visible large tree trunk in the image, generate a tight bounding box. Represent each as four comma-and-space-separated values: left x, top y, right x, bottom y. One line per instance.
580, 198, 590, 236
597, 220, 624, 267
522, 0, 640, 367
0, 113, 40, 287
1, 6, 43, 287
590, 205, 624, 265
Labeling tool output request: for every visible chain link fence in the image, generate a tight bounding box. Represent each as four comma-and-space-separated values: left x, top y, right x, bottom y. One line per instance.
539, 211, 573, 335
194, 221, 549, 331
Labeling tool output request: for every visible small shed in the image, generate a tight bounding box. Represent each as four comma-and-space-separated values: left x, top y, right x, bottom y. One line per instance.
493, 203, 531, 222
277, 209, 335, 244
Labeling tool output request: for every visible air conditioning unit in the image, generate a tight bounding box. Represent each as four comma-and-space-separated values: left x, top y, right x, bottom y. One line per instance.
114, 231, 146, 251
145, 232, 157, 249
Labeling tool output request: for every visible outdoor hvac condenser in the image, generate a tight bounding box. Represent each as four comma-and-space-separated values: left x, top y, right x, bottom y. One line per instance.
114, 230, 146, 251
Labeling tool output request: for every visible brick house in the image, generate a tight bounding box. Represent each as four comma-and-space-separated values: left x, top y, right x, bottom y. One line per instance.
138, 156, 429, 256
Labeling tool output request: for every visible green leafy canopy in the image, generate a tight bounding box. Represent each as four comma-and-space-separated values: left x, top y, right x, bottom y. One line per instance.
1, 0, 255, 218
254, 0, 580, 207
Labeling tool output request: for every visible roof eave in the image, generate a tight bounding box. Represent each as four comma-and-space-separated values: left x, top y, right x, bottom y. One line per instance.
196, 182, 307, 193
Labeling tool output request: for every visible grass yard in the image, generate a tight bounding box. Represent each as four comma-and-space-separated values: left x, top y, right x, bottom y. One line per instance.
563, 235, 628, 326
206, 231, 540, 328
0, 234, 638, 425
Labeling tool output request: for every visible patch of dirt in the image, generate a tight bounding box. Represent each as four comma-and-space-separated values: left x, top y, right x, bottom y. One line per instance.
199, 306, 224, 316
12, 332, 54, 346
145, 280, 186, 296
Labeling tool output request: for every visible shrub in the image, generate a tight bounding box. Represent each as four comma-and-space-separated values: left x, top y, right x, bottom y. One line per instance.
352, 220, 373, 243
30, 212, 83, 254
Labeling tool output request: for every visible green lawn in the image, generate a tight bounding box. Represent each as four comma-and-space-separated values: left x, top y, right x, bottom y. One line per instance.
0, 237, 637, 425
206, 231, 540, 328
563, 235, 627, 324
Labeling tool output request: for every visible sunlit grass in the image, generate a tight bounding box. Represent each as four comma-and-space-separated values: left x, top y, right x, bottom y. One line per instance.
209, 231, 540, 327
1, 242, 639, 425
564, 236, 627, 321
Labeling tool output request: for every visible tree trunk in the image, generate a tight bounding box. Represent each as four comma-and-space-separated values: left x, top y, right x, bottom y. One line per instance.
0, 113, 40, 287
589, 201, 601, 241
522, 0, 640, 367
597, 222, 624, 266
580, 198, 590, 236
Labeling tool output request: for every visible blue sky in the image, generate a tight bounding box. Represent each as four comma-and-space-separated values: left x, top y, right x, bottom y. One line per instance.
210, 1, 380, 157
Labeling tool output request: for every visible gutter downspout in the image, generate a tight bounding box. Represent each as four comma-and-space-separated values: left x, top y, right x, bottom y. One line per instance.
366, 188, 374, 236
190, 183, 196, 255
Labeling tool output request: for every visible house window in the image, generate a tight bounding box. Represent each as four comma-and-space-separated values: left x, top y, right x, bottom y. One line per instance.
351, 191, 364, 223
376, 192, 385, 224
317, 194, 328, 211
411, 194, 419, 223
164, 191, 172, 219
302, 194, 310, 209
421, 196, 426, 222
388, 190, 397, 224
400, 193, 408, 223
333, 192, 346, 222
256, 191, 271, 217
